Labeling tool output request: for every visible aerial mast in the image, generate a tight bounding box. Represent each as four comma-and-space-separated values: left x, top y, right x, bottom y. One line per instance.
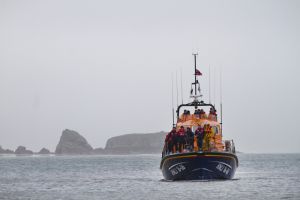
171, 73, 175, 127
193, 53, 198, 97
220, 67, 223, 135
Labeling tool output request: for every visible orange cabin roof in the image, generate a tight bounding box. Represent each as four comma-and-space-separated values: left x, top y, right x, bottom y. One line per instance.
177, 114, 220, 128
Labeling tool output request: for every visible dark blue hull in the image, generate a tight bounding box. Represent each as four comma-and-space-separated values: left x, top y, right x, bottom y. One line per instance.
160, 152, 238, 180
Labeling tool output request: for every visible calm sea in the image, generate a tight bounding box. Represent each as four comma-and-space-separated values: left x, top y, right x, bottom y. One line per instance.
0, 153, 299, 200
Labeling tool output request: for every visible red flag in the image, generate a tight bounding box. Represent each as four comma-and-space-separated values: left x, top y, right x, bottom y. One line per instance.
195, 69, 202, 76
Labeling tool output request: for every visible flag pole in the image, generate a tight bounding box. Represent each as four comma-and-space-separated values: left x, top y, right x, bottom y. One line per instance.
192, 53, 198, 97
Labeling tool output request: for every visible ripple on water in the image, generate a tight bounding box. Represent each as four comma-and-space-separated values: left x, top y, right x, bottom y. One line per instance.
0, 154, 299, 200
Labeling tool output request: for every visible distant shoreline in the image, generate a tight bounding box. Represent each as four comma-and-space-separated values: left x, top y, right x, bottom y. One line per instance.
1, 129, 299, 155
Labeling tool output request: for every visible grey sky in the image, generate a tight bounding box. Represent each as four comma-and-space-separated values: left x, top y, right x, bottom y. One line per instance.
0, 0, 299, 153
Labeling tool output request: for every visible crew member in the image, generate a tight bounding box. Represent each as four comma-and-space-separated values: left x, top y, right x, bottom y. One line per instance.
195, 126, 205, 151
199, 109, 206, 119
165, 127, 176, 154
204, 124, 212, 151
177, 126, 186, 153
186, 127, 194, 151
209, 107, 217, 121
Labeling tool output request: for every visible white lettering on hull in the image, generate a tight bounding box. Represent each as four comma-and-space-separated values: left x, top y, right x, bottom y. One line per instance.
170, 164, 186, 176
215, 163, 231, 175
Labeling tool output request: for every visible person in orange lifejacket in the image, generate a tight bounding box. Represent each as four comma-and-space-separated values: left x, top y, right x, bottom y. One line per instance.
199, 109, 206, 118
177, 126, 186, 153
209, 107, 217, 120
165, 127, 176, 154
204, 124, 212, 151
195, 126, 205, 151
213, 110, 217, 120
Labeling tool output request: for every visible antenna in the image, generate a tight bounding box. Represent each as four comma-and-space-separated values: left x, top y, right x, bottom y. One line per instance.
176, 71, 179, 107
171, 73, 175, 127
209, 65, 211, 104
220, 67, 223, 135
180, 68, 183, 104
213, 66, 216, 106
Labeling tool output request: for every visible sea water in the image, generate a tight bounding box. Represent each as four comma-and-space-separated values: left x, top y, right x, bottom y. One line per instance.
0, 153, 299, 200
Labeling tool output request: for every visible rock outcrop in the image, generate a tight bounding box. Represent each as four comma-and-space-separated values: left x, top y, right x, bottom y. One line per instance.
55, 129, 93, 154
50, 129, 168, 155
38, 148, 51, 154
104, 131, 166, 154
0, 146, 14, 154
15, 146, 33, 154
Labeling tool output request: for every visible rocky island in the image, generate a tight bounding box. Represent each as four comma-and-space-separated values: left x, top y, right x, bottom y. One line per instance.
38, 148, 51, 154
55, 129, 166, 155
0, 129, 167, 155
0, 146, 14, 154
105, 132, 166, 154
55, 129, 93, 154
15, 146, 33, 154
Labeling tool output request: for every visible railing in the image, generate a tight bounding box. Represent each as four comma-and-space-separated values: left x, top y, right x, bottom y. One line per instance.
222, 140, 236, 153
162, 139, 236, 157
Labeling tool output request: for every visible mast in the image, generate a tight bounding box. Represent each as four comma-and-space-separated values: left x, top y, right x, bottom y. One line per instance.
193, 53, 198, 96
180, 68, 183, 104
190, 53, 202, 102
213, 66, 216, 106
220, 67, 223, 135
209, 65, 211, 104
176, 71, 179, 107
171, 73, 175, 127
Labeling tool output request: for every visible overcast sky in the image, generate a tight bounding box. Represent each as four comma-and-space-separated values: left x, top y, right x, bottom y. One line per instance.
0, 0, 299, 153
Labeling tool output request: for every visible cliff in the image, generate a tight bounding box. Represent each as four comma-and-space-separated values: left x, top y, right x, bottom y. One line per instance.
104, 131, 166, 154
55, 129, 93, 154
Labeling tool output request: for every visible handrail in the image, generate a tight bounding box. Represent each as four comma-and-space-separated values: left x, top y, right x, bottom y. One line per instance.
176, 101, 216, 119
222, 140, 236, 153
162, 139, 236, 157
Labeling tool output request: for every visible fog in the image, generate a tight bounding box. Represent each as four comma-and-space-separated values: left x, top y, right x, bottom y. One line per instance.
0, 0, 299, 153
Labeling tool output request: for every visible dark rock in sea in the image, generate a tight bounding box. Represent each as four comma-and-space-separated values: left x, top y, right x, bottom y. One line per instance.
15, 146, 33, 154
92, 147, 105, 154
0, 146, 14, 154
55, 129, 93, 155
5, 149, 14, 154
38, 148, 51, 154
105, 131, 166, 154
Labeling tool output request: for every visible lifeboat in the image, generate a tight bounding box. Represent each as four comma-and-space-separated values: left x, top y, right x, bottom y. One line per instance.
160, 54, 238, 180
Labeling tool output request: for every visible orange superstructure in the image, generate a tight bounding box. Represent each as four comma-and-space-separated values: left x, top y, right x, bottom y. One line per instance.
176, 112, 224, 152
